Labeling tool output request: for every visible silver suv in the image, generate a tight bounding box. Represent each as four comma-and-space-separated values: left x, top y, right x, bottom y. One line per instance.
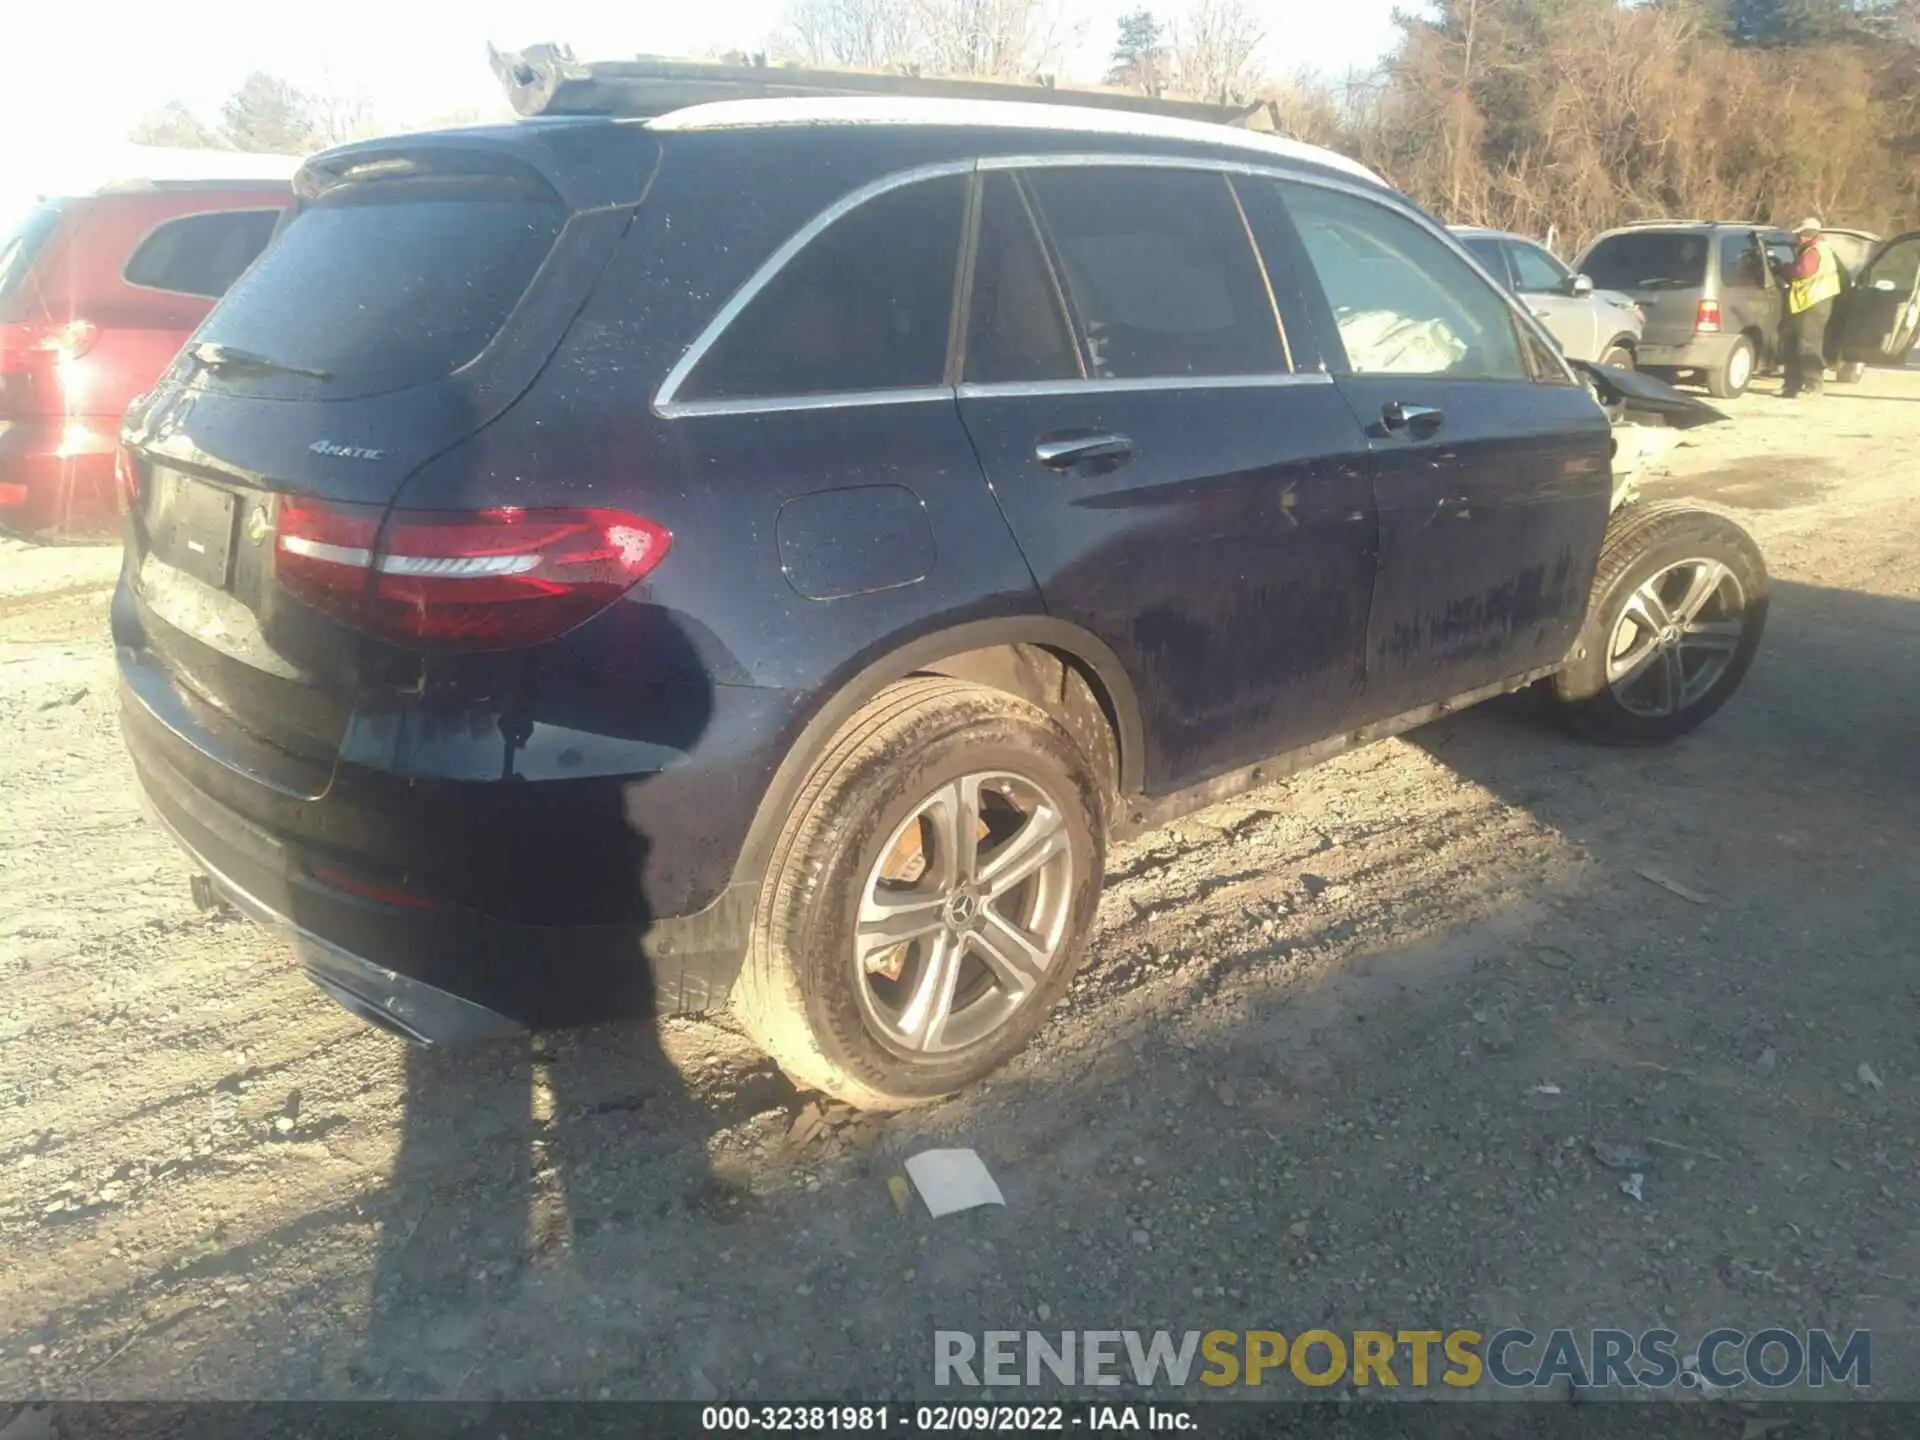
1453, 227, 1644, 367
1574, 221, 1803, 398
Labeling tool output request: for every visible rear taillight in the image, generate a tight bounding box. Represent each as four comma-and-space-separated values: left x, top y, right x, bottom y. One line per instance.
275, 501, 672, 649
0, 320, 97, 372
1694, 299, 1722, 334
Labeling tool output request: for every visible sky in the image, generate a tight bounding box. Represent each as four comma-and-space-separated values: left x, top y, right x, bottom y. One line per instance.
5, 0, 1403, 164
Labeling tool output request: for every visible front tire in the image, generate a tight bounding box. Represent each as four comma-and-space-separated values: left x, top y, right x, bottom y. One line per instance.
1707, 336, 1756, 399
1598, 340, 1636, 371
1551, 502, 1768, 745
735, 678, 1105, 1108
1835, 360, 1866, 385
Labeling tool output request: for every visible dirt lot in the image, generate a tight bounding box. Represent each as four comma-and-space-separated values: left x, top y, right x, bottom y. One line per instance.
1, 369, 1915, 1405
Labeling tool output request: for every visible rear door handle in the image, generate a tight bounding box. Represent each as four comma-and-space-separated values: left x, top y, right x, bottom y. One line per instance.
1381, 402, 1444, 435
1035, 432, 1134, 471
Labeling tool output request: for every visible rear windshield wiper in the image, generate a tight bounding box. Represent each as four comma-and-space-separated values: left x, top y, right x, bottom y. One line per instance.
1634, 278, 1693, 290
188, 342, 332, 382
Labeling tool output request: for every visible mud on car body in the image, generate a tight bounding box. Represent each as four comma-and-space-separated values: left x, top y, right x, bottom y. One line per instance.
114, 92, 1792, 1106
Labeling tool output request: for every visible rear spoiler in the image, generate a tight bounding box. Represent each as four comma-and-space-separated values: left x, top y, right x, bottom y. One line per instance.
487, 43, 1261, 126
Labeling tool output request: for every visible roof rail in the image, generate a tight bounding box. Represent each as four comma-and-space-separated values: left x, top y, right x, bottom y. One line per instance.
488, 43, 1260, 127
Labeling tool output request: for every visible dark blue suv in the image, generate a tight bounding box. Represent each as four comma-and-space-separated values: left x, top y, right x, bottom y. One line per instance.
114, 97, 1769, 1107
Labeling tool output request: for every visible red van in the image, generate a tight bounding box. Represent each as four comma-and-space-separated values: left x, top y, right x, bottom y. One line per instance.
0, 178, 293, 537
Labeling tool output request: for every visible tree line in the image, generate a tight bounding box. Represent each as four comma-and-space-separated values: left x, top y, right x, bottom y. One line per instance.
129, 0, 1918, 248
779, 0, 1919, 248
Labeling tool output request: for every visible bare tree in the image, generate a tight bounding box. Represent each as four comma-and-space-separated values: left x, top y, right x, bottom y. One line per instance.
779, 0, 1073, 77
129, 103, 227, 150
221, 73, 320, 154
1171, 0, 1266, 103
914, 0, 1075, 77
783, 0, 921, 67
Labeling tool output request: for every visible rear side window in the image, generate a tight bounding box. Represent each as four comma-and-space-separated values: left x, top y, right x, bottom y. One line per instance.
124, 210, 281, 299
963, 173, 1080, 385
1581, 232, 1709, 290
1277, 182, 1527, 380
192, 177, 564, 396
1022, 167, 1285, 379
0, 204, 62, 310
679, 174, 966, 402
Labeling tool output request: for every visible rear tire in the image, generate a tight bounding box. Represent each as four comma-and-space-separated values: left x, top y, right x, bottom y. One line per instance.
1598, 340, 1636, 371
1707, 336, 1756, 399
1551, 502, 1768, 746
1835, 360, 1866, 384
734, 678, 1105, 1108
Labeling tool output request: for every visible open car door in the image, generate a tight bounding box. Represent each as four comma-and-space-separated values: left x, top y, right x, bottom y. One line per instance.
1835, 231, 1920, 369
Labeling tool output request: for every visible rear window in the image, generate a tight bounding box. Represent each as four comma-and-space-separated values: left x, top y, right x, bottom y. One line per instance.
1580, 232, 1709, 290
190, 177, 563, 396
0, 204, 62, 311
125, 209, 282, 299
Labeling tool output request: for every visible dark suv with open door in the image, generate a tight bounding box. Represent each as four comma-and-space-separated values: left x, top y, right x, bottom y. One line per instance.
115, 86, 1775, 1108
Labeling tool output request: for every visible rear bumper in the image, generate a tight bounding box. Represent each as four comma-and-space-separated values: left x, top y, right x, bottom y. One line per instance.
0, 418, 118, 536
122, 677, 761, 1036
144, 790, 524, 1045
1636, 334, 1742, 371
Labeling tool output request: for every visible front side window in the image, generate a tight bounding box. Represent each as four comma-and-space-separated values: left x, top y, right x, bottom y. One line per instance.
124, 209, 282, 299
1021, 167, 1285, 379
678, 174, 966, 402
1276, 182, 1527, 380
1719, 233, 1767, 291
1862, 236, 1920, 295
1509, 240, 1572, 294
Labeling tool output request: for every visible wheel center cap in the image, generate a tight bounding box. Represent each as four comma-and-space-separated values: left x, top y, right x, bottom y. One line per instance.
945, 892, 979, 928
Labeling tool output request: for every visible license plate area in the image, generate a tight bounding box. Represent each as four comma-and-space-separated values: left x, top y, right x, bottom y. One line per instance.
149, 469, 240, 591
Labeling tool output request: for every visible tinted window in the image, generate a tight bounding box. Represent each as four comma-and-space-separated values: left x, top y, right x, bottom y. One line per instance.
1278, 182, 1526, 380
1509, 240, 1570, 293
963, 174, 1080, 385
0, 204, 61, 308
124, 209, 281, 299
1022, 168, 1285, 378
1863, 236, 1920, 294
1580, 232, 1709, 290
1718, 233, 1767, 291
1459, 237, 1511, 288
682, 175, 966, 401
193, 178, 564, 395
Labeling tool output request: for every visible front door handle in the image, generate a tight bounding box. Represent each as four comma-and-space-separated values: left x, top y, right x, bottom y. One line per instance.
1381, 402, 1444, 435
1035, 432, 1134, 472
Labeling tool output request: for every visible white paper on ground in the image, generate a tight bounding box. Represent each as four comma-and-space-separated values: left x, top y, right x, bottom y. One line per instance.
904, 1148, 1006, 1217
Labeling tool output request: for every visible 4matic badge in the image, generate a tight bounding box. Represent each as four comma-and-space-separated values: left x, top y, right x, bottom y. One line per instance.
308, 440, 387, 461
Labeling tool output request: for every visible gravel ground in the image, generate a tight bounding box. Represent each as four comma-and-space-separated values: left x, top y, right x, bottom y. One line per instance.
1, 368, 1915, 1406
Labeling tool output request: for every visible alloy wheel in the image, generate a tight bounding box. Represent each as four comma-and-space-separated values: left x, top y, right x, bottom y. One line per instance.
853, 771, 1075, 1055
1605, 558, 1746, 718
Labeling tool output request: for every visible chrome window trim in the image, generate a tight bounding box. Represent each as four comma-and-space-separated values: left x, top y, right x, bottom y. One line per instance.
657, 387, 953, 419
651, 148, 1577, 416
652, 158, 975, 413
957, 373, 1332, 400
